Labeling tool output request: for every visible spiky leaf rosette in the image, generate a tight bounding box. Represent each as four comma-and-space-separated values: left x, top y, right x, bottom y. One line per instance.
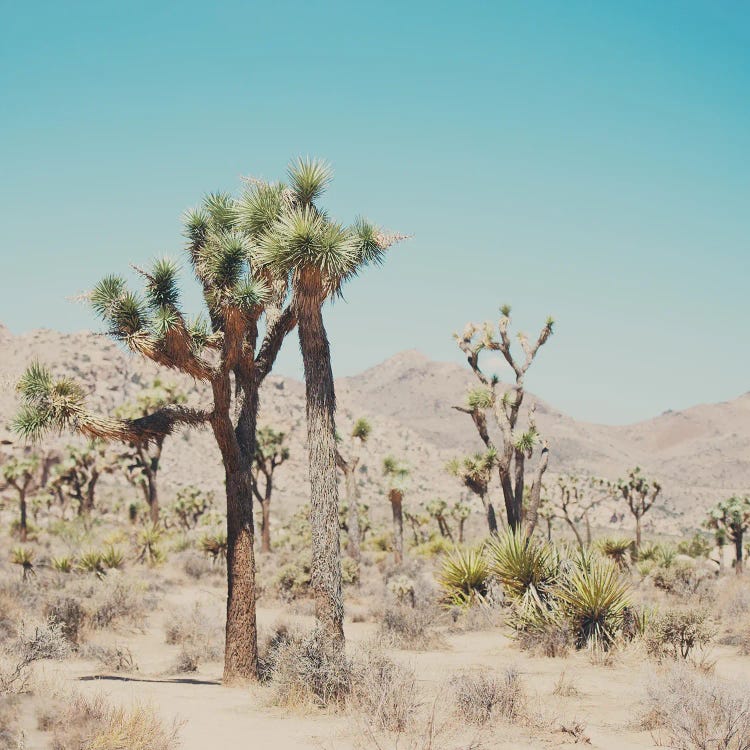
556, 559, 631, 649
487, 529, 560, 628
287, 157, 333, 206
351, 417, 372, 441
438, 546, 490, 608
234, 182, 285, 238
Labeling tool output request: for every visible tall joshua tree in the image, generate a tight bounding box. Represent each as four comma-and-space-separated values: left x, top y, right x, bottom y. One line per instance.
336, 416, 372, 562
2, 456, 39, 542
705, 496, 750, 575
382, 455, 409, 565
615, 467, 661, 549
454, 306, 553, 534
115, 379, 187, 524
256, 159, 403, 648
446, 450, 498, 534
251, 426, 289, 553
14, 180, 302, 684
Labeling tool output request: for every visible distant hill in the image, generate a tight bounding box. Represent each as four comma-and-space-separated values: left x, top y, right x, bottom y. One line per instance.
1, 325, 748, 537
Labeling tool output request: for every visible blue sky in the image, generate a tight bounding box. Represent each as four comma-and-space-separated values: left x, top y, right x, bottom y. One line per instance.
1, 1, 748, 424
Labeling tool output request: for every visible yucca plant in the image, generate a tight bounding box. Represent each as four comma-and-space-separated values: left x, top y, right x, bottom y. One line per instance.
51, 555, 75, 573
11, 546, 36, 580
77, 550, 106, 578
595, 537, 633, 570
135, 525, 164, 565
101, 545, 125, 570
556, 559, 631, 649
200, 531, 228, 563
487, 529, 560, 629
438, 547, 491, 608
654, 544, 677, 569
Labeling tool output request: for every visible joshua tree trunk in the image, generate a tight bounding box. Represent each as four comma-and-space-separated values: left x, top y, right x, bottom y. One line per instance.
345, 469, 361, 562
223, 465, 258, 683
635, 514, 642, 549
584, 511, 592, 545
146, 476, 159, 526
563, 516, 585, 549
261, 489, 272, 554
735, 533, 744, 575
389, 488, 404, 564
480, 491, 499, 535
19, 492, 27, 542
298, 302, 344, 649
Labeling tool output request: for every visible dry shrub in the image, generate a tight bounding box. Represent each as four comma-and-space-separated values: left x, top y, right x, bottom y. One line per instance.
450, 667, 527, 726
266, 627, 352, 708
739, 627, 750, 656
1, 620, 70, 694
181, 551, 221, 581
719, 579, 750, 619
639, 664, 750, 749
377, 604, 445, 651
170, 649, 199, 674
45, 596, 86, 647
553, 670, 581, 697
0, 594, 21, 645
47, 693, 181, 750
164, 602, 223, 662
517, 620, 573, 658
78, 644, 139, 673
87, 577, 148, 630
644, 608, 714, 661
350, 648, 419, 732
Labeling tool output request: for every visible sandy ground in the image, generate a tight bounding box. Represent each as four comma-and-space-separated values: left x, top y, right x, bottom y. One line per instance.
18, 579, 748, 750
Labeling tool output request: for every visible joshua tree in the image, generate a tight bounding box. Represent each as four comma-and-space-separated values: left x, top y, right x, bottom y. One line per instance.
2, 456, 39, 541
255, 158, 403, 649
705, 496, 750, 575
382, 455, 409, 564
115, 379, 187, 524
615, 467, 661, 549
549, 474, 614, 548
170, 485, 214, 531
446, 450, 498, 534
14, 179, 302, 683
425, 498, 453, 540
450, 499, 471, 543
250, 426, 289, 553
454, 307, 553, 534
52, 440, 116, 517
336, 416, 372, 562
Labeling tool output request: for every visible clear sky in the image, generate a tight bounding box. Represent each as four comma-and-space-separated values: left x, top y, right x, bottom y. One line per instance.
1, 1, 748, 425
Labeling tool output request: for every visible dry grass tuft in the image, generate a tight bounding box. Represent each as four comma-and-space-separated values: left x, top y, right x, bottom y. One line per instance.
377, 604, 446, 651
350, 647, 420, 733
639, 664, 750, 749
450, 667, 527, 726
47, 693, 182, 750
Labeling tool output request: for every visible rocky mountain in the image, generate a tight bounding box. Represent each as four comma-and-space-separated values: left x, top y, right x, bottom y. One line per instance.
1, 325, 747, 537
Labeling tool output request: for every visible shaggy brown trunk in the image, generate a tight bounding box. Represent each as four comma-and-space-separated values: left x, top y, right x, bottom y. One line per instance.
223, 466, 258, 683
635, 514, 642, 549
480, 491, 499, 535
735, 533, 744, 575
584, 512, 592, 545
261, 493, 272, 554
458, 516, 466, 544
147, 476, 159, 526
390, 489, 404, 565
19, 492, 27, 542
345, 469, 361, 562
298, 300, 344, 649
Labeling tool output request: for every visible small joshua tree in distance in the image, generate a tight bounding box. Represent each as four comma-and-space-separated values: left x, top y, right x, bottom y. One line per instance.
615, 467, 661, 549
705, 495, 750, 575
115, 378, 187, 525
2, 455, 39, 542
382, 455, 409, 565
251, 426, 289, 553
336, 416, 372, 562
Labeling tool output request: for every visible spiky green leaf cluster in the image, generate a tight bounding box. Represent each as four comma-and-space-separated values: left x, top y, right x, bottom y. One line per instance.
287, 157, 333, 205
466, 386, 494, 410
438, 546, 490, 608
351, 417, 372, 442
13, 363, 87, 443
